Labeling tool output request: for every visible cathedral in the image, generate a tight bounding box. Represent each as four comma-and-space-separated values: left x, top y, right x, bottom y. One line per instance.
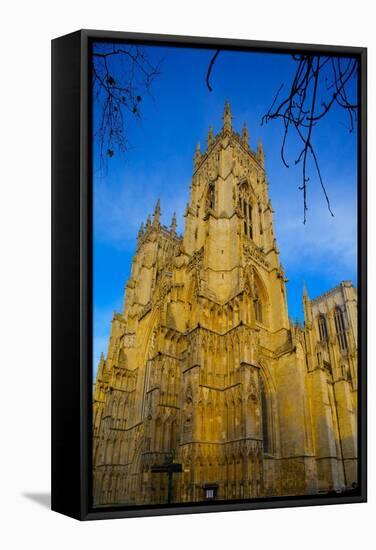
92, 102, 358, 506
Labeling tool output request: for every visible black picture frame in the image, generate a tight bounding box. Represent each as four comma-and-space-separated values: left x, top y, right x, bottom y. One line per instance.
51, 29, 367, 520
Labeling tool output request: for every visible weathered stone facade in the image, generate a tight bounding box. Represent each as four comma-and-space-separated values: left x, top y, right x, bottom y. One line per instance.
93, 102, 358, 506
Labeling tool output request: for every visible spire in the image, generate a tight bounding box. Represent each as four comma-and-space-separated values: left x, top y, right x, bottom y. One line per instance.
222, 99, 232, 132
153, 199, 161, 227
257, 138, 264, 166
242, 123, 249, 148
146, 213, 152, 230
97, 352, 105, 378
193, 141, 201, 170
303, 281, 312, 325
170, 212, 177, 236
303, 281, 309, 300
137, 222, 145, 246
207, 125, 215, 148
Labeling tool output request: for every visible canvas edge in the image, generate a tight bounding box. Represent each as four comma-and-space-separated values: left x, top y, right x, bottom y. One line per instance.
51, 29, 367, 521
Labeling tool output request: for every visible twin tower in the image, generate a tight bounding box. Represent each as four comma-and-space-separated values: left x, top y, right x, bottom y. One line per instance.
93, 102, 358, 506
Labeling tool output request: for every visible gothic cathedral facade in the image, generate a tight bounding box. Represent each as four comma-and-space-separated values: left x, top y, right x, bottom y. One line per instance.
93, 102, 358, 506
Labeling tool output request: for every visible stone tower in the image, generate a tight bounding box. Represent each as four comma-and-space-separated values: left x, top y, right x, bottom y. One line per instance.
93, 102, 358, 506
302, 282, 358, 491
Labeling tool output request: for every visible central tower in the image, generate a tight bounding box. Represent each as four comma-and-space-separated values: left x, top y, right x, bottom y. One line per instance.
172, 101, 292, 502
184, 100, 288, 328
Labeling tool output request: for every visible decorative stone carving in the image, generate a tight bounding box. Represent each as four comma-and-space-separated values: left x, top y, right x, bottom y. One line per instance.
244, 241, 270, 269
122, 333, 136, 348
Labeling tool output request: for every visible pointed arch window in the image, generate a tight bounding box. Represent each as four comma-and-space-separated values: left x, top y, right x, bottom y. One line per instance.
254, 289, 263, 323
259, 376, 269, 454
318, 314, 328, 342
334, 306, 348, 351
208, 181, 216, 210
239, 183, 253, 239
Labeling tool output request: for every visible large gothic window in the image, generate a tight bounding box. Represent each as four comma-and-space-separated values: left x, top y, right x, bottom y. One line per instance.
208, 181, 216, 210
259, 377, 269, 454
254, 289, 262, 323
318, 314, 328, 342
239, 183, 253, 239
334, 306, 348, 351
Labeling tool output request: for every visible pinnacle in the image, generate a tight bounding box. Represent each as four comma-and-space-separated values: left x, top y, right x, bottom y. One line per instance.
303, 281, 310, 300
222, 99, 232, 130
170, 212, 177, 232
242, 122, 249, 146
207, 125, 215, 147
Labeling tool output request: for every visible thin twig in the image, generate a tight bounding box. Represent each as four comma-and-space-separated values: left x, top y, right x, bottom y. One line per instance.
92, 43, 161, 170
206, 50, 221, 92
261, 54, 358, 222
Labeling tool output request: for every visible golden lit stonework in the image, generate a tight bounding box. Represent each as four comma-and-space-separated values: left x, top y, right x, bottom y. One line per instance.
93, 102, 358, 506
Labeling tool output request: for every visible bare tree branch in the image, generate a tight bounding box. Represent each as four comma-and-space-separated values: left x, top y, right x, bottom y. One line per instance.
262, 54, 358, 223
203, 50, 357, 221
206, 50, 220, 92
92, 43, 162, 169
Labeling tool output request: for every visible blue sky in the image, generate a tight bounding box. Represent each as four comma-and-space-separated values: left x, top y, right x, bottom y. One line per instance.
93, 44, 358, 374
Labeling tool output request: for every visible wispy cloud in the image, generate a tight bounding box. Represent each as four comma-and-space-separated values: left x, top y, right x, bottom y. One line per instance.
94, 158, 189, 250
274, 183, 357, 279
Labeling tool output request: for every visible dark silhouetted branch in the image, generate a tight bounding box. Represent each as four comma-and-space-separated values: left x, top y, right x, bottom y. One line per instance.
206, 49, 221, 92
262, 54, 358, 223
92, 43, 162, 169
